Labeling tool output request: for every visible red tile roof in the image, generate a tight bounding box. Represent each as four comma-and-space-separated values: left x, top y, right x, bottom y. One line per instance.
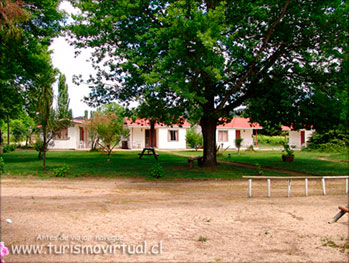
218, 117, 263, 129
124, 118, 191, 128
124, 117, 262, 129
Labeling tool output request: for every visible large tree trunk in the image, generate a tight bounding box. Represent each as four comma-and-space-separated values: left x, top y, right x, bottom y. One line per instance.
200, 116, 217, 167
150, 120, 155, 148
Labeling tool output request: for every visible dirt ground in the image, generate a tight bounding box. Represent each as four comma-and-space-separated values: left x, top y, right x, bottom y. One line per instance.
1, 176, 348, 263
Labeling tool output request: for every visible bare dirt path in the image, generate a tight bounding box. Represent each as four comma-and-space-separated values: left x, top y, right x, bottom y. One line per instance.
1, 176, 348, 263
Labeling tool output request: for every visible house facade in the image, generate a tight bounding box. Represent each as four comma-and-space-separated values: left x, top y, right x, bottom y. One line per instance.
282, 126, 315, 148
48, 119, 90, 150
194, 117, 263, 149
124, 118, 191, 150
48, 117, 264, 151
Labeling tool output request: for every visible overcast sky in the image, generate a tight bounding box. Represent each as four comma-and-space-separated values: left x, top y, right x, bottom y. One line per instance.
50, 1, 95, 118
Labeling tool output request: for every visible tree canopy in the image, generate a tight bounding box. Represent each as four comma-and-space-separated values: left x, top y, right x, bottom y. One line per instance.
0, 0, 64, 120
69, 0, 348, 166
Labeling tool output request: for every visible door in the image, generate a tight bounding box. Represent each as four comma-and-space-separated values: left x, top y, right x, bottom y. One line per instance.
80, 127, 84, 141
236, 130, 241, 139
145, 129, 156, 147
301, 131, 305, 146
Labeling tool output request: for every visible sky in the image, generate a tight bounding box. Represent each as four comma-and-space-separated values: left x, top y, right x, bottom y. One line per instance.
50, 1, 95, 118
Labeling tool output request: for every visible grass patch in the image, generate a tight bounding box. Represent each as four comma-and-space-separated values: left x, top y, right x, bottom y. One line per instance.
1, 150, 273, 180
1, 150, 347, 179
175, 150, 349, 176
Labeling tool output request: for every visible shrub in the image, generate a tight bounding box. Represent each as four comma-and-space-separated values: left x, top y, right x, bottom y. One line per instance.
257, 135, 286, 145
186, 129, 203, 151
282, 143, 294, 156
306, 130, 348, 152
149, 163, 164, 179
53, 164, 69, 177
235, 138, 243, 155
2, 144, 16, 153
34, 139, 44, 152
0, 157, 5, 174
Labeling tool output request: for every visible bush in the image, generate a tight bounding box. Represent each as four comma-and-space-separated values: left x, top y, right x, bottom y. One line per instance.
306, 130, 348, 153
186, 129, 203, 151
2, 144, 16, 153
0, 157, 5, 174
34, 139, 44, 152
53, 164, 69, 177
149, 163, 164, 179
257, 135, 286, 145
282, 143, 294, 156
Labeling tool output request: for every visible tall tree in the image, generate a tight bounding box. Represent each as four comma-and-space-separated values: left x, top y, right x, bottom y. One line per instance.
57, 73, 72, 119
33, 53, 70, 170
0, 0, 63, 120
88, 103, 129, 159
69, 0, 348, 166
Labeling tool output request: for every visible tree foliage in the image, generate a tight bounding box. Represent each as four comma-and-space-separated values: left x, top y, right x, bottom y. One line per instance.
0, 0, 63, 120
57, 73, 72, 119
69, 0, 348, 166
32, 54, 70, 169
88, 103, 129, 158
186, 128, 203, 151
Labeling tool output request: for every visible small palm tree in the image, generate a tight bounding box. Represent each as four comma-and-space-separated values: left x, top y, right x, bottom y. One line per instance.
235, 138, 243, 155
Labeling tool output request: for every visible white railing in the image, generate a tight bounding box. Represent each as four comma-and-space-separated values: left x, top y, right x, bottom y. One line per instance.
242, 176, 349, 198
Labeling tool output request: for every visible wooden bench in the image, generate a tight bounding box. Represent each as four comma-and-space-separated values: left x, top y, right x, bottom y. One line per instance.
138, 147, 159, 160
243, 176, 349, 198
188, 156, 203, 168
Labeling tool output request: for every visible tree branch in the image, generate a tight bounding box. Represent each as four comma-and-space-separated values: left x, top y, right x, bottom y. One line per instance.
216, 0, 290, 112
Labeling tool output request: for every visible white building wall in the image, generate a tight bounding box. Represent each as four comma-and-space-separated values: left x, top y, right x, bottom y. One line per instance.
216, 128, 236, 149
289, 130, 315, 148
130, 128, 145, 149
48, 126, 78, 149
241, 129, 254, 147
157, 128, 187, 149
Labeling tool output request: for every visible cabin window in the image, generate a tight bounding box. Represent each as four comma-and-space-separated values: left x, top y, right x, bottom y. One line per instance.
54, 128, 68, 140
168, 130, 179, 141
218, 130, 228, 142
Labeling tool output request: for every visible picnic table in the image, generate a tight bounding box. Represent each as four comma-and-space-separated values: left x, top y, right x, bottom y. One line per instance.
138, 147, 159, 160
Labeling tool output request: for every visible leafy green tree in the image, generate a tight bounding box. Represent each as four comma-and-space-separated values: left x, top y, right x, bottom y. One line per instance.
89, 104, 129, 159
69, 0, 347, 166
33, 54, 70, 170
11, 119, 26, 143
0, 0, 63, 124
186, 129, 203, 151
57, 73, 72, 119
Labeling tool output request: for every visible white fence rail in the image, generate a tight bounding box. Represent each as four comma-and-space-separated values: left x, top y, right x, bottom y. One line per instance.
243, 176, 349, 198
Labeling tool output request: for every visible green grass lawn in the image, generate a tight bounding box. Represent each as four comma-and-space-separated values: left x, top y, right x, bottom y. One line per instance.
1, 150, 281, 180
175, 150, 349, 176
1, 149, 348, 179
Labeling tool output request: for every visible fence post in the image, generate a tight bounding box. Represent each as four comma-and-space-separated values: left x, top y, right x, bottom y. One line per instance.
305, 178, 308, 197
267, 179, 271, 198
322, 178, 326, 195
248, 179, 252, 198
287, 179, 292, 198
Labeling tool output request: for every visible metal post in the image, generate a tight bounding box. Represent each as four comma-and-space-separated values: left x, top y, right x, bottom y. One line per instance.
287, 179, 291, 198
322, 178, 326, 195
305, 178, 308, 197
248, 179, 252, 198
267, 179, 271, 198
